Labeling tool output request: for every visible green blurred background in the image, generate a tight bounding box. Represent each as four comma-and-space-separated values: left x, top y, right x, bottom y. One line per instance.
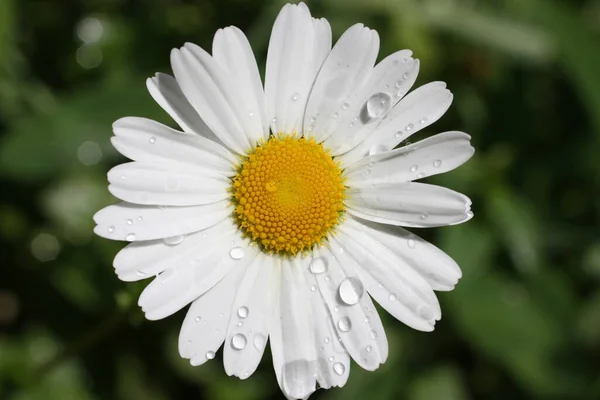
1, 0, 599, 398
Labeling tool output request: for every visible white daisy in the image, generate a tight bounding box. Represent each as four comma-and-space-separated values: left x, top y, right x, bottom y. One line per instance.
94, 2, 474, 398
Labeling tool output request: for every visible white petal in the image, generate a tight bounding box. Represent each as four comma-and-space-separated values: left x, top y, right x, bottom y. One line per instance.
146, 73, 222, 143
270, 258, 317, 399
93, 201, 231, 241
346, 182, 473, 227
347, 216, 462, 291
265, 3, 332, 135
178, 246, 255, 366
171, 44, 252, 154
306, 247, 388, 371
108, 162, 229, 206
111, 117, 236, 175
322, 51, 419, 155
138, 230, 255, 320
339, 82, 453, 166
345, 131, 474, 185
305, 270, 350, 389
113, 218, 236, 282
223, 253, 274, 379
334, 222, 441, 331
213, 27, 269, 146
303, 23, 379, 143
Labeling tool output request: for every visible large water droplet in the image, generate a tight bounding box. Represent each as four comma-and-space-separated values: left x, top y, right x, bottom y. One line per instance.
163, 235, 185, 246
231, 334, 247, 350
368, 144, 387, 156
206, 351, 215, 360
365, 92, 392, 119
237, 306, 249, 319
125, 233, 136, 241
253, 333, 266, 350
338, 277, 364, 306
230, 247, 245, 260
309, 257, 328, 274
337, 317, 352, 332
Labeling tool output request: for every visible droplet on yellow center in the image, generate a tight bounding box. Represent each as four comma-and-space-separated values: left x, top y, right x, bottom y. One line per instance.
231, 136, 346, 255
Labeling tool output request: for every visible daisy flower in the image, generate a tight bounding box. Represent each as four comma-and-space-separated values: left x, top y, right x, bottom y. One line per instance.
93, 2, 474, 398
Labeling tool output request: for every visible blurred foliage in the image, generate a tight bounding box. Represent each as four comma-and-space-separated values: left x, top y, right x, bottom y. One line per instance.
1, 0, 600, 399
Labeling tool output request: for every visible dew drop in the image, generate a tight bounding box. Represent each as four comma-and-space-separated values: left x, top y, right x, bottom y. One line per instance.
410, 165, 418, 172
394, 131, 402, 138
195, 316, 201, 322
420, 117, 428, 124
338, 277, 365, 306
370, 330, 378, 339
137, 216, 143, 222
337, 317, 352, 332
253, 333, 266, 350
402, 73, 409, 80
332, 112, 339, 119
342, 102, 349, 110
396, 91, 404, 98
163, 235, 185, 246
126, 219, 133, 225
395, 79, 402, 88
236, 321, 243, 328
407, 238, 416, 248
328, 356, 334, 362
309, 257, 328, 274
333, 362, 345, 375
248, 111, 254, 117
149, 136, 156, 144
125, 233, 136, 241
107, 225, 115, 233
237, 306, 249, 319
405, 123, 414, 131
324, 336, 331, 344
271, 117, 277, 124
420, 212, 428, 220
135, 269, 145, 277
417, 305, 435, 320
366, 92, 392, 119
310, 116, 316, 123
364, 317, 370, 323
310, 285, 317, 292
334, 306, 339, 313
368, 144, 387, 156
389, 293, 397, 302
231, 334, 247, 350
206, 351, 215, 360
324, 275, 330, 282
416, 172, 424, 179
292, 93, 300, 101
366, 345, 372, 352
230, 247, 245, 260
349, 121, 355, 127
433, 159, 442, 168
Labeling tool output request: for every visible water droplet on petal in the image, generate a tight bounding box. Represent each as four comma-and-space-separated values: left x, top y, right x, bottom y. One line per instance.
420, 212, 428, 220
366, 345, 372, 352
342, 102, 349, 110
107, 225, 115, 233
332, 112, 339, 119
230, 247, 245, 260
195, 316, 201, 322
405, 123, 414, 131
253, 333, 266, 350
310, 116, 316, 123
231, 334, 247, 350
338, 277, 364, 306
309, 257, 328, 274
126, 219, 133, 225
163, 235, 185, 246
333, 362, 345, 375
434, 159, 442, 168
292, 93, 300, 101
236, 321, 243, 328
137, 216, 143, 222
310, 285, 316, 292
366, 93, 392, 119
407, 239, 416, 248
237, 306, 249, 319
328, 356, 334, 362
149, 136, 156, 144
417, 305, 435, 320
136, 269, 145, 277
410, 165, 418, 172
394, 131, 402, 138
368, 144, 387, 156
416, 172, 424, 179
125, 233, 136, 241
364, 317, 370, 323
370, 330, 378, 339
271, 117, 277, 124
324, 336, 330, 344
206, 351, 215, 360
389, 293, 397, 302
420, 117, 428, 124
337, 317, 352, 332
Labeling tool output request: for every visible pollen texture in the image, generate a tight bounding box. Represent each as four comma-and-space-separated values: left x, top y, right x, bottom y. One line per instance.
231, 136, 345, 256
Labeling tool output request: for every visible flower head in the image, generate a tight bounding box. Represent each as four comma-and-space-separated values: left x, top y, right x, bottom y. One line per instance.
94, 2, 474, 398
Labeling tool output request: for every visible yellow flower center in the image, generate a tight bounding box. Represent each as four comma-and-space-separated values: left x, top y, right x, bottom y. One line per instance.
231, 135, 346, 256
